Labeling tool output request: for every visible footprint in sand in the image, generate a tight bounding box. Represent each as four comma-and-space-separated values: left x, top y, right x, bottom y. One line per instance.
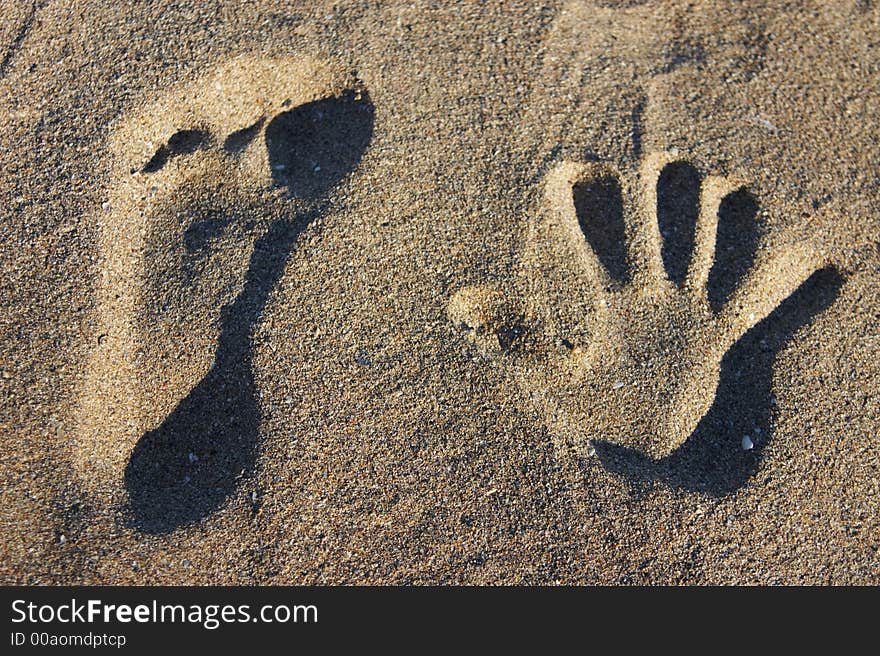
448, 152, 840, 492
75, 57, 373, 533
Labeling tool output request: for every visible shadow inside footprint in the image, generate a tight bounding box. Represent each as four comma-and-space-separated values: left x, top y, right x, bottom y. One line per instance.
124, 90, 374, 534
593, 266, 843, 496
124, 219, 312, 532
267, 89, 374, 198
141, 129, 212, 174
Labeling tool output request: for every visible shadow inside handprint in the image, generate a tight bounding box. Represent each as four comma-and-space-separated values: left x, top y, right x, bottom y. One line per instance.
593, 264, 843, 496
574, 172, 629, 283
449, 155, 842, 496
124, 92, 374, 534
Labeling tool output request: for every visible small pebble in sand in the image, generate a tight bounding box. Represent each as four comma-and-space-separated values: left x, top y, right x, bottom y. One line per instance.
613, 381, 625, 390
742, 435, 754, 450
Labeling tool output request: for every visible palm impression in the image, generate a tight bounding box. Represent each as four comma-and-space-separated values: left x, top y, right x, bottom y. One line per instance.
449, 152, 834, 469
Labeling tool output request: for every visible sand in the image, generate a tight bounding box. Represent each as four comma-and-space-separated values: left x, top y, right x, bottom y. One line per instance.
0, 0, 878, 584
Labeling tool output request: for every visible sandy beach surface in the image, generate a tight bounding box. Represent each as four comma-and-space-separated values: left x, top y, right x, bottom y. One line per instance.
1, 0, 878, 584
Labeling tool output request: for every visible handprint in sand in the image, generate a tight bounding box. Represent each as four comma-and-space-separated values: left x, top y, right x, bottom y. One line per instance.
448, 152, 836, 471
